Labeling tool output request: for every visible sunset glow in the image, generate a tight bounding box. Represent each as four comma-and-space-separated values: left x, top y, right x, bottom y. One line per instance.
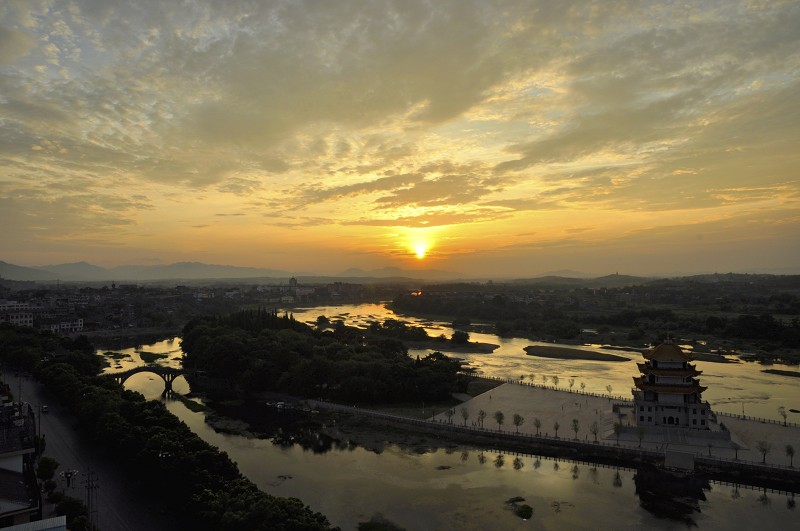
1, 1, 798, 276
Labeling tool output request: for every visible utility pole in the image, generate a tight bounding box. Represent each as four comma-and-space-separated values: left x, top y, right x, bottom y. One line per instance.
84, 469, 99, 530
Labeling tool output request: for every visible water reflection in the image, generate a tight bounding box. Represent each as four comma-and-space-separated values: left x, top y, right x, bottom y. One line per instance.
106, 322, 800, 530
633, 465, 710, 527
287, 303, 800, 421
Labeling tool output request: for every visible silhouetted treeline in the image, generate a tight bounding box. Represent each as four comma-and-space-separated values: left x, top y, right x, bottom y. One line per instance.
0, 322, 97, 372
392, 292, 800, 350
181, 309, 470, 403
367, 318, 431, 341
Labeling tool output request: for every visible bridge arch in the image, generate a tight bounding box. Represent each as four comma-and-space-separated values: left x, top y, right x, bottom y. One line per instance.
107, 366, 189, 394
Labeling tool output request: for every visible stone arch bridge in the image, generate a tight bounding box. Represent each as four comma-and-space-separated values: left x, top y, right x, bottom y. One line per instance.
106, 366, 191, 393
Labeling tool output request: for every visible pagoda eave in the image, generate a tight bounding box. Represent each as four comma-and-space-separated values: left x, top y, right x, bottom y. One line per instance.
636, 363, 702, 377
633, 382, 707, 394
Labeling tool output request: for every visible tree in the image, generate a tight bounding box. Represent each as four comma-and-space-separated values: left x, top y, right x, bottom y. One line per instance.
37, 455, 59, 481
512, 413, 524, 433
590, 421, 599, 442
571, 419, 580, 440
494, 411, 505, 431
569, 378, 575, 390
613, 422, 623, 445
478, 409, 486, 428
779, 406, 788, 427
461, 407, 469, 426
786, 444, 795, 467
541, 374, 548, 384
56, 496, 89, 529
552, 375, 560, 388
756, 440, 772, 464
606, 384, 613, 396
580, 382, 586, 392
553, 421, 560, 438
446, 408, 455, 424
451, 330, 469, 344
636, 426, 645, 448
533, 417, 541, 435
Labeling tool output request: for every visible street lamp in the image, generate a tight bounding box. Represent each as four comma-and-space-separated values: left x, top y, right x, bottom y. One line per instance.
60, 469, 79, 490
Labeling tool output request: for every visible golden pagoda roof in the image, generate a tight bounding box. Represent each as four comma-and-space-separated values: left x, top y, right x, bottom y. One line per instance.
643, 342, 693, 362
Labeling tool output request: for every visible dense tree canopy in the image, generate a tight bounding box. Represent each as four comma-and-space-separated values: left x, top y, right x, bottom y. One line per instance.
182, 309, 470, 403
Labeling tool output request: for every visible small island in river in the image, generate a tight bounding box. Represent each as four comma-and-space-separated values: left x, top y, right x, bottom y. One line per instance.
524, 345, 630, 362
762, 368, 800, 378
405, 340, 499, 354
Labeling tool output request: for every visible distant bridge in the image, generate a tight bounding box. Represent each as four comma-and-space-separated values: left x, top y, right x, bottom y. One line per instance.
105, 366, 190, 393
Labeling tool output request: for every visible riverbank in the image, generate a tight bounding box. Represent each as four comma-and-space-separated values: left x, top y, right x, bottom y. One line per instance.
191, 379, 800, 495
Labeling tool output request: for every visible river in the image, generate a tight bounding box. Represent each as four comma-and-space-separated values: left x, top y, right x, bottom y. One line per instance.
100, 303, 799, 530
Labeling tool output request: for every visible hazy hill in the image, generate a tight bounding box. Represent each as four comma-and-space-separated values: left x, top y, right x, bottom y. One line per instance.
39, 261, 110, 281
336, 266, 462, 281
511, 273, 653, 288
0, 260, 294, 282
0, 261, 58, 281
106, 262, 293, 281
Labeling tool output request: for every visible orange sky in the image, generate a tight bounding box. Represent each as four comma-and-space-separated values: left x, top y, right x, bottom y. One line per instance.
1, 1, 799, 277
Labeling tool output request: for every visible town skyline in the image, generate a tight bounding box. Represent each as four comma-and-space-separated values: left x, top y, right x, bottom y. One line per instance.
2, 1, 799, 277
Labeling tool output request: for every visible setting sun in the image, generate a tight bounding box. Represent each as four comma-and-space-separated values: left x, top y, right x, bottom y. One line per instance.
414, 242, 427, 259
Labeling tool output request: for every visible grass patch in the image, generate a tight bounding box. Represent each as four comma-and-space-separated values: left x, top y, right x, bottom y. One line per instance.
369, 398, 462, 419
173, 394, 207, 412
138, 351, 168, 363
218, 399, 245, 408
514, 504, 533, 519
466, 378, 503, 397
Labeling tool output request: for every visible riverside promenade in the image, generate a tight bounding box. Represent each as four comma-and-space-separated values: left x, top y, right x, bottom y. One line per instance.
310, 380, 800, 487
436, 380, 799, 468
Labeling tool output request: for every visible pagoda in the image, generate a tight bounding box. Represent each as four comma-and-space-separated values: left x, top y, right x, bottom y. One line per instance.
632, 341, 710, 428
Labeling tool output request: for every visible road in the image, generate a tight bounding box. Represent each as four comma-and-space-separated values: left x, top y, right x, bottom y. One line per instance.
18, 374, 176, 531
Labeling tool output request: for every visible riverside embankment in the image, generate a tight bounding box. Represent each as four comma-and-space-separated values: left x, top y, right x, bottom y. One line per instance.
307, 380, 800, 492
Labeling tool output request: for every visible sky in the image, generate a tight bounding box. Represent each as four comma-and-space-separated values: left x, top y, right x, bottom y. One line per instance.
1, 0, 799, 278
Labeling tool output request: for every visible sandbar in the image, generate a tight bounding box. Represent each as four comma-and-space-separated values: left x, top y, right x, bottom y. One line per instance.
524, 345, 630, 362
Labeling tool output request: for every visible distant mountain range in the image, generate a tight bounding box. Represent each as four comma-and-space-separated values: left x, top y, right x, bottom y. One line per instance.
0, 260, 295, 282
335, 266, 461, 280
0, 260, 463, 283
510, 273, 653, 288
2, 259, 797, 285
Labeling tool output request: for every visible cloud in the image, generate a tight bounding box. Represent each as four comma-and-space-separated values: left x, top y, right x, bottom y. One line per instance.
0, 25, 35, 63
1, 1, 798, 273
296, 173, 425, 206
342, 209, 510, 228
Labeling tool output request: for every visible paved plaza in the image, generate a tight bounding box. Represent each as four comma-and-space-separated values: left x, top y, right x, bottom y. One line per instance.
432, 382, 799, 467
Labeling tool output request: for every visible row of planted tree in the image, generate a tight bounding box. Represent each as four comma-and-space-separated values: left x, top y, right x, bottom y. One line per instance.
440, 407, 605, 441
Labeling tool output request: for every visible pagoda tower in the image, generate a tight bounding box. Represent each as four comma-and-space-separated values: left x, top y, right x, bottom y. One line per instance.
632, 341, 710, 428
